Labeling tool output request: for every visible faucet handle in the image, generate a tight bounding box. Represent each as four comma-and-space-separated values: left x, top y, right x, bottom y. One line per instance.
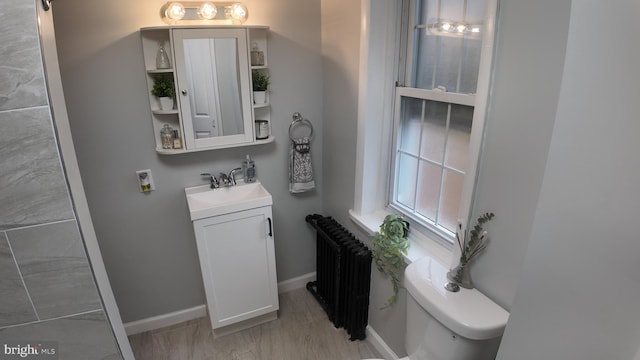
201, 173, 219, 188
228, 167, 242, 185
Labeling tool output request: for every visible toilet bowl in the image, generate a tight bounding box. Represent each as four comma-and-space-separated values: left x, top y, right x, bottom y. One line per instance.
366, 255, 509, 360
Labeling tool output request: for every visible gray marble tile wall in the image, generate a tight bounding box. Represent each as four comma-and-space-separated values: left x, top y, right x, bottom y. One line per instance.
0, 0, 47, 110
0, 0, 122, 358
0, 0, 72, 230
0, 311, 121, 360
0, 107, 74, 229
7, 220, 102, 320
0, 232, 37, 327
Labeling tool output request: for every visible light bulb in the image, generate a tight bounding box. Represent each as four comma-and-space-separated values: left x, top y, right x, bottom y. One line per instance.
198, 2, 217, 20
165, 2, 185, 20
441, 22, 452, 31
456, 24, 467, 33
471, 27, 481, 33
229, 3, 248, 22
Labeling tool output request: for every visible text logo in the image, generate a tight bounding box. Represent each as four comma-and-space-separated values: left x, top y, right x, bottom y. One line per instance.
1, 342, 58, 359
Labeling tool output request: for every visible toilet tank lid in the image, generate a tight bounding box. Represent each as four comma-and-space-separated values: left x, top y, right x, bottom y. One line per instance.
404, 256, 510, 340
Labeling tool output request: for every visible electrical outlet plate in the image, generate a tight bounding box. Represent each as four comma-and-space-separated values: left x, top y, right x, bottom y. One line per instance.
136, 169, 156, 192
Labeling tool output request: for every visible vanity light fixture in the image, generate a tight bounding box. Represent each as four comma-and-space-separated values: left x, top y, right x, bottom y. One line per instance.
197, 2, 217, 20
165, 2, 186, 21
227, 3, 248, 22
160, 2, 248, 24
419, 19, 482, 37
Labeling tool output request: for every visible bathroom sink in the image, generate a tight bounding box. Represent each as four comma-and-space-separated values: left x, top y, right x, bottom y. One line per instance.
185, 181, 272, 220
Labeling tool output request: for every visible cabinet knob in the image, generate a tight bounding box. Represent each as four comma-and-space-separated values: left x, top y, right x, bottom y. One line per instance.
181, 89, 187, 95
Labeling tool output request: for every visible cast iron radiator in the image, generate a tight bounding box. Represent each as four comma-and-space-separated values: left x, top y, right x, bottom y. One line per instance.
305, 214, 372, 341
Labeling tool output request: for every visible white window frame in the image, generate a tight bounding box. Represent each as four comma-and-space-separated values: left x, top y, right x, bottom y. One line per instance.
389, 87, 476, 241
350, 0, 498, 263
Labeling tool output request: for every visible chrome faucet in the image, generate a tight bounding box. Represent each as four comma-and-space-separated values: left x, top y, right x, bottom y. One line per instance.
201, 168, 242, 189
228, 167, 242, 185
201, 173, 219, 188
218, 172, 231, 187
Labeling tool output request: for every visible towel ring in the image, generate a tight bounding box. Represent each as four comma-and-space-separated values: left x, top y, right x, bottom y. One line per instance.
289, 112, 314, 142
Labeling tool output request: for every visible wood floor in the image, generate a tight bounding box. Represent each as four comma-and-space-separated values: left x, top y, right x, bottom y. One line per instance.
128, 287, 380, 360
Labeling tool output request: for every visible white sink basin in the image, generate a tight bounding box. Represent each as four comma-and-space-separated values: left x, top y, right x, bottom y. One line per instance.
185, 181, 272, 220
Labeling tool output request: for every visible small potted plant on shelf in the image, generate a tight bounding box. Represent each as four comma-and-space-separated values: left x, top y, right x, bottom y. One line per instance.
252, 70, 270, 104
371, 214, 410, 308
151, 75, 175, 111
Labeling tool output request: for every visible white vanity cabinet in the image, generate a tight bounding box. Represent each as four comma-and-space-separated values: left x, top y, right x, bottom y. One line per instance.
140, 26, 272, 154
192, 205, 279, 334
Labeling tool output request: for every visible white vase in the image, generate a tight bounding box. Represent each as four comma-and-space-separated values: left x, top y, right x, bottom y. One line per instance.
253, 91, 266, 104
159, 97, 173, 111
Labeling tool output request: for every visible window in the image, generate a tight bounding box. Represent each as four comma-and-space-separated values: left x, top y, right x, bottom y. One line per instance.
388, 0, 493, 241
350, 0, 495, 252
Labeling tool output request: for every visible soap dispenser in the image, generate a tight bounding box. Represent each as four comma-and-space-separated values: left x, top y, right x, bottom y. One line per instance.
242, 154, 256, 183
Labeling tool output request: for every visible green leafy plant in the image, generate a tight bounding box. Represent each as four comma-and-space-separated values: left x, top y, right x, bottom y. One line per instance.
252, 70, 270, 91
372, 214, 409, 308
151, 75, 175, 98
456, 212, 495, 265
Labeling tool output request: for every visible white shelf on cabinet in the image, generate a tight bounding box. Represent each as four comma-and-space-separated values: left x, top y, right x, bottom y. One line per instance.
154, 135, 274, 155
155, 147, 185, 155
146, 68, 174, 74
255, 135, 275, 144
152, 109, 179, 115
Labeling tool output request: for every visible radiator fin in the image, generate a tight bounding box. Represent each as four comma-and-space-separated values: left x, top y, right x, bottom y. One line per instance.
305, 214, 372, 341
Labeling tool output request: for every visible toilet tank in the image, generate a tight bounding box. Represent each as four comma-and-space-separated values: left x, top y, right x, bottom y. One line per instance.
404, 256, 509, 360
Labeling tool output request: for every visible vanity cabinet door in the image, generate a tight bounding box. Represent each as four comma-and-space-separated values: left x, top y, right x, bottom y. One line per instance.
193, 206, 278, 330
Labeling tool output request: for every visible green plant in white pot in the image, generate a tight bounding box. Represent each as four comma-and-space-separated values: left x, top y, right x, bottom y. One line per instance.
372, 214, 409, 308
151, 75, 175, 111
252, 70, 270, 104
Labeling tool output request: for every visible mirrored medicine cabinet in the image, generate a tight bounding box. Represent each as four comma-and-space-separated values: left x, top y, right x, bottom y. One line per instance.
140, 25, 272, 154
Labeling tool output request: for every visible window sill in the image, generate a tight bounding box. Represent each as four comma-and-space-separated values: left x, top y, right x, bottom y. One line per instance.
348, 209, 454, 266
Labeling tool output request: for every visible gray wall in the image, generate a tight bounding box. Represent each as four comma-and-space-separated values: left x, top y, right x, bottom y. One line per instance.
320, 0, 360, 220
497, 1, 640, 358
0, 0, 120, 358
320, 0, 409, 354
53, 0, 324, 322
466, 0, 572, 309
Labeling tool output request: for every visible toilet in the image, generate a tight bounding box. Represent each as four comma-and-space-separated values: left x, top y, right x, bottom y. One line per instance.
367, 255, 509, 360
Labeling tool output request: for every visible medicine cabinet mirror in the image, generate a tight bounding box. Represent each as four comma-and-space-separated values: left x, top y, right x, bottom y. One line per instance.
174, 28, 253, 148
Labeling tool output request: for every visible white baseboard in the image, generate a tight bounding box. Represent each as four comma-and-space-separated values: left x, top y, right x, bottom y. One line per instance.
366, 325, 400, 360
124, 272, 317, 336
124, 305, 207, 336
277, 271, 316, 293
